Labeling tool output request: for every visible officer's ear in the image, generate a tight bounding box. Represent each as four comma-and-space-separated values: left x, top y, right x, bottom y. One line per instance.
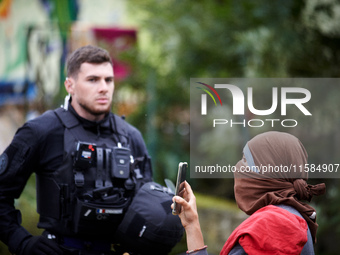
64, 77, 74, 94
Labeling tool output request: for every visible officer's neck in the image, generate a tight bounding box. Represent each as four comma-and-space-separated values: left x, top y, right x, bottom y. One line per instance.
70, 101, 107, 122
68, 104, 110, 126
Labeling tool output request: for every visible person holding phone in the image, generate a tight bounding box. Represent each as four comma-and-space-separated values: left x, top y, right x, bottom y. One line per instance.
172, 131, 326, 255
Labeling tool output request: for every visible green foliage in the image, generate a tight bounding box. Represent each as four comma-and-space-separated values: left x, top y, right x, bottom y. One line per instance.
124, 0, 340, 254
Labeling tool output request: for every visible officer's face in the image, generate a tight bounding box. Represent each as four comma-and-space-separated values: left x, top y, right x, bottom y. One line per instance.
66, 62, 114, 122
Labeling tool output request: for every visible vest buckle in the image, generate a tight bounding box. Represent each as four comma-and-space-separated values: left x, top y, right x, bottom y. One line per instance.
74, 171, 85, 187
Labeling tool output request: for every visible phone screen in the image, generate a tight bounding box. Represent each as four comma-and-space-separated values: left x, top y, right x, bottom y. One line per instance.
172, 162, 187, 215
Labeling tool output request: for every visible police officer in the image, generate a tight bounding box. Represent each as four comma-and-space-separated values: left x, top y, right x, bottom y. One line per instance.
0, 45, 152, 255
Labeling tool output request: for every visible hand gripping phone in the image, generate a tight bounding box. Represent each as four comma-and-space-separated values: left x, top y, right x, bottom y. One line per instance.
172, 162, 188, 215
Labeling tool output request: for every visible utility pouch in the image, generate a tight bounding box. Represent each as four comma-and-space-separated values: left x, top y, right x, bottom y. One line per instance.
72, 197, 131, 235
36, 175, 61, 220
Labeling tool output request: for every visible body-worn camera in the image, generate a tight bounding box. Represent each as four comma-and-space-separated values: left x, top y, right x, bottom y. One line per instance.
73, 142, 131, 179
112, 145, 130, 179
74, 142, 96, 169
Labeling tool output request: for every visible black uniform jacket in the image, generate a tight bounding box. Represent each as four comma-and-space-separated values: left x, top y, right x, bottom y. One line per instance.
0, 105, 152, 254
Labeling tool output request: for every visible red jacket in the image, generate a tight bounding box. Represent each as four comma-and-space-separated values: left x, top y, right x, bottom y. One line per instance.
220, 205, 308, 255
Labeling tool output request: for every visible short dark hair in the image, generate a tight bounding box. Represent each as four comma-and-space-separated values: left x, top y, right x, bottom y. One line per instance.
66, 45, 113, 78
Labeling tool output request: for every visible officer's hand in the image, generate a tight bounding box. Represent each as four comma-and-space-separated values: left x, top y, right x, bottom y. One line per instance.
21, 235, 63, 255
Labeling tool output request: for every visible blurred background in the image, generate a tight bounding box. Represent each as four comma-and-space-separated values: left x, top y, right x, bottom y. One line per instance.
1, 0, 340, 254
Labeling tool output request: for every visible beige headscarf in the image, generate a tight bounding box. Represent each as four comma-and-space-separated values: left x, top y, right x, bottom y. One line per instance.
234, 131, 326, 243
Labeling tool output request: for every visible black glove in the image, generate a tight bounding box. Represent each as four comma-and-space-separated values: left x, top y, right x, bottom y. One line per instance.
21, 235, 63, 255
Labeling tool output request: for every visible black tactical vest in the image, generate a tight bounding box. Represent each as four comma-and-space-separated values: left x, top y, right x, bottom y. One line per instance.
36, 108, 150, 238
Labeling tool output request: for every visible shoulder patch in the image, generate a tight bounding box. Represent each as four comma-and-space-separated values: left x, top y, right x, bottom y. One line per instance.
0, 153, 9, 175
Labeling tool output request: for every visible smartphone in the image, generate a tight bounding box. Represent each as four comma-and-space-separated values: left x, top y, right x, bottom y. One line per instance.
172, 162, 188, 215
